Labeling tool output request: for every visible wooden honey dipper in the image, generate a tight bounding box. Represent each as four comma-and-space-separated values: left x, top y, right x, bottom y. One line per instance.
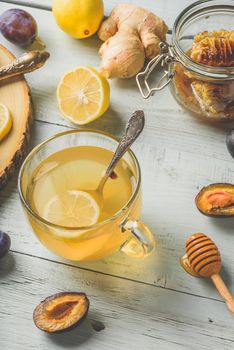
186, 233, 234, 314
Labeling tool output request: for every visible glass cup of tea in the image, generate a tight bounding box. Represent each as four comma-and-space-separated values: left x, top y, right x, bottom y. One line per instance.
18, 130, 155, 261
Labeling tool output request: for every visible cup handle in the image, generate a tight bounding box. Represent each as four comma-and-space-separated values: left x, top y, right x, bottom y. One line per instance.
120, 219, 155, 258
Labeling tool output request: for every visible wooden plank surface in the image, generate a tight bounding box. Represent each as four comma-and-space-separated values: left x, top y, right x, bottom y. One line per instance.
0, 1, 234, 349
1, 119, 234, 301
1, 252, 234, 350
0, 1, 234, 298
1, 0, 194, 25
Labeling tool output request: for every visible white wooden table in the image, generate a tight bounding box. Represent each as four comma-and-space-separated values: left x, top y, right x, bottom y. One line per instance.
1, 1, 234, 349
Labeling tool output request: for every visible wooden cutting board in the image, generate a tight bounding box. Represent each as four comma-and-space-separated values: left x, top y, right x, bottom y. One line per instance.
0, 44, 32, 190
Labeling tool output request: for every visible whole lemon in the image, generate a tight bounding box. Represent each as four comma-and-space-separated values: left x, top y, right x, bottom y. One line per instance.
52, 0, 104, 39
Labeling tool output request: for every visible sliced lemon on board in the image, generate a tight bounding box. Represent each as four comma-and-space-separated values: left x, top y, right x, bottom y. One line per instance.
57, 66, 110, 125
0, 103, 12, 142
43, 190, 100, 228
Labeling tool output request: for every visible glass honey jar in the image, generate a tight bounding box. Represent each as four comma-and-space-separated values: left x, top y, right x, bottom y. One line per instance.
137, 0, 234, 120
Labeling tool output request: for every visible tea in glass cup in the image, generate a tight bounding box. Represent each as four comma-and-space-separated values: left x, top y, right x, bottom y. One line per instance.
18, 130, 155, 261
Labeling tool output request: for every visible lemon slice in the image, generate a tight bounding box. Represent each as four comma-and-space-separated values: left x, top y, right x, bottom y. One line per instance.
57, 66, 110, 125
43, 190, 100, 229
0, 103, 12, 142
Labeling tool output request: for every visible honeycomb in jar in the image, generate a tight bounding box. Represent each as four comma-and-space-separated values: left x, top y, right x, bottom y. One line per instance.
190, 30, 234, 67
191, 80, 234, 119
174, 64, 234, 119
173, 30, 234, 119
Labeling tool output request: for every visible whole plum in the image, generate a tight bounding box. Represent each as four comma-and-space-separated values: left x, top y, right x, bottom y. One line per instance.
0, 9, 37, 47
226, 129, 234, 159
0, 231, 11, 259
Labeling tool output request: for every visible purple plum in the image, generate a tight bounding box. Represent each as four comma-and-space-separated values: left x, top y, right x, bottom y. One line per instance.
226, 129, 234, 159
0, 9, 37, 47
0, 231, 11, 259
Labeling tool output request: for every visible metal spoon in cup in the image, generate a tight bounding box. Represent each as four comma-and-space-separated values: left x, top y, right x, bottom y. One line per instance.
85, 110, 145, 208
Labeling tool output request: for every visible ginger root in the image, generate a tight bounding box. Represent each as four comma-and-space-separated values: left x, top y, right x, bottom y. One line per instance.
98, 3, 168, 79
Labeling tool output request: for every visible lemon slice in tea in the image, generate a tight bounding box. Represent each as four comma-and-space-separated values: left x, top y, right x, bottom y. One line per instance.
0, 103, 12, 142
43, 190, 100, 228
57, 66, 110, 125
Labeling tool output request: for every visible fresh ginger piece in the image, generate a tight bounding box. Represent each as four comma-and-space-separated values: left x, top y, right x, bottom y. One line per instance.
99, 32, 145, 79
98, 3, 168, 78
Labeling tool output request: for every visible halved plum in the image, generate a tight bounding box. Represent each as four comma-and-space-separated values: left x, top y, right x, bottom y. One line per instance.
195, 183, 234, 217
33, 292, 89, 333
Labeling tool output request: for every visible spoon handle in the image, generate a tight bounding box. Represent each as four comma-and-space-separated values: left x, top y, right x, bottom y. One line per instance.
98, 110, 145, 191
0, 51, 50, 82
211, 274, 234, 314
106, 110, 144, 177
